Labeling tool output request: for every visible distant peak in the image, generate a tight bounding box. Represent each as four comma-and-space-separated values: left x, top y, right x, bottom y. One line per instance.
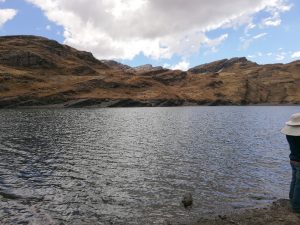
227, 57, 250, 63
100, 60, 131, 70
0, 35, 52, 41
188, 57, 257, 74
134, 64, 163, 72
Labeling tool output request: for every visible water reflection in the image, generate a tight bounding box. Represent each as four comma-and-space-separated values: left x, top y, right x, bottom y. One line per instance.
0, 106, 298, 224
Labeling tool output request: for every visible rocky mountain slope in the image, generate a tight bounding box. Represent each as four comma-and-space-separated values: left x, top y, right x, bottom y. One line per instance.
0, 35, 299, 108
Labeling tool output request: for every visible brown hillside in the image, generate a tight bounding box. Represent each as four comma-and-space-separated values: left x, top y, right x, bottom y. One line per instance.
0, 35, 299, 108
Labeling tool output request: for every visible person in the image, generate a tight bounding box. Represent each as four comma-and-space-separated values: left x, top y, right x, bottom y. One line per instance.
281, 113, 300, 213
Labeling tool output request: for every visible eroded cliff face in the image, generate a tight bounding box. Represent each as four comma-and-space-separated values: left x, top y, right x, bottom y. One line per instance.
0, 35, 299, 108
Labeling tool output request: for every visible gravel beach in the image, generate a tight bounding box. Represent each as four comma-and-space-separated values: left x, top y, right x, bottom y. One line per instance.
186, 199, 300, 225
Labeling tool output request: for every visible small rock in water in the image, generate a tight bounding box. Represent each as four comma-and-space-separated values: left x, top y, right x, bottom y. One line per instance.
164, 220, 172, 225
102, 197, 109, 204
218, 215, 227, 220
72, 210, 80, 216
182, 193, 193, 207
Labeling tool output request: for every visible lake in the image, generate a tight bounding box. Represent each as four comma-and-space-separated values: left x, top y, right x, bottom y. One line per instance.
0, 106, 298, 225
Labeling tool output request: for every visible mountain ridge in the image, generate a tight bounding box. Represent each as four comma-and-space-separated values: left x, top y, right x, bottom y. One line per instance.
0, 35, 299, 108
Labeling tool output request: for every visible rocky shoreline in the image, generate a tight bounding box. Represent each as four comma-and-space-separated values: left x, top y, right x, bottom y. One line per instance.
0, 97, 239, 109
0, 97, 299, 109
171, 199, 300, 225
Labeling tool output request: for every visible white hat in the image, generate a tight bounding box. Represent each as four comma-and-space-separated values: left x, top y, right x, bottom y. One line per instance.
281, 113, 300, 136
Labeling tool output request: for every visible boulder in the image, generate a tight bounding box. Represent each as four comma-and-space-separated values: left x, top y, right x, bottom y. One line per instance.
182, 193, 193, 207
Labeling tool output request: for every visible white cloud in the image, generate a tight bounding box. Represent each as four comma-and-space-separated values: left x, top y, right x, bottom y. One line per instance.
253, 32, 267, 39
276, 51, 287, 61
46, 24, 51, 30
292, 51, 300, 59
163, 63, 171, 69
0, 8, 17, 27
26, 0, 292, 60
276, 54, 285, 61
248, 50, 291, 61
240, 32, 268, 50
204, 33, 228, 53
260, 0, 292, 27
247, 55, 256, 59
203, 34, 228, 55
170, 60, 190, 71
244, 23, 256, 35
248, 52, 264, 58
247, 23, 256, 30
262, 17, 281, 26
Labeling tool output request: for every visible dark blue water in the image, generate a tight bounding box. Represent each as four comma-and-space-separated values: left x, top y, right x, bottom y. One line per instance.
0, 106, 298, 225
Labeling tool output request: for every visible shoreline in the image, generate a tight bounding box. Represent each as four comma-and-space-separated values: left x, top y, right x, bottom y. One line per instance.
0, 102, 299, 110
174, 199, 300, 225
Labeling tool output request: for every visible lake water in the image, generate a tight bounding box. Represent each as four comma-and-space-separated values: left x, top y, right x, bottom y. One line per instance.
0, 106, 299, 225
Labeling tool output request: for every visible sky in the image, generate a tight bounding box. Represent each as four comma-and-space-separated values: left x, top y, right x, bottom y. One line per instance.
0, 0, 299, 70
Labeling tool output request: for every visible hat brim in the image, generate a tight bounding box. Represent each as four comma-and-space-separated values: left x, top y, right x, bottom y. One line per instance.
281, 125, 300, 136
286, 121, 300, 126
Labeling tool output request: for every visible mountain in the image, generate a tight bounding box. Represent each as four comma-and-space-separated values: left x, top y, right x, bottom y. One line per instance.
188, 57, 258, 74
100, 60, 131, 70
0, 35, 299, 108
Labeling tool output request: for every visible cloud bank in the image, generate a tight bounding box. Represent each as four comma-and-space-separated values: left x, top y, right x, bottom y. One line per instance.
26, 0, 291, 60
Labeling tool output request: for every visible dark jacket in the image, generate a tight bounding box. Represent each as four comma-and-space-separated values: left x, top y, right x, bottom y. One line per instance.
287, 135, 300, 161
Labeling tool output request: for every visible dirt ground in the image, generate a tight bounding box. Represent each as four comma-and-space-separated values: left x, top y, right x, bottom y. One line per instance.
185, 199, 300, 225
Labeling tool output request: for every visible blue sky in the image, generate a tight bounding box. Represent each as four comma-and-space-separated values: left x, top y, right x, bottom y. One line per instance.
0, 0, 299, 70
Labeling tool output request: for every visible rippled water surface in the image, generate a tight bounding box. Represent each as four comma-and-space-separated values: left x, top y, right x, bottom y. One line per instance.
0, 106, 298, 224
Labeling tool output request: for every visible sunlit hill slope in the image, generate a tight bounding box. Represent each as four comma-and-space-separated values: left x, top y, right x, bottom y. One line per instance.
0, 35, 300, 108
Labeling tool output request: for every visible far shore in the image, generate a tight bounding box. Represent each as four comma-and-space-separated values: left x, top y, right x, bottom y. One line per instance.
0, 101, 299, 110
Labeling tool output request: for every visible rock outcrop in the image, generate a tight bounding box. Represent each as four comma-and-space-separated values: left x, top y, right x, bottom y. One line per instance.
0, 50, 54, 68
188, 57, 257, 74
126, 64, 169, 76
100, 60, 131, 70
0, 35, 300, 108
